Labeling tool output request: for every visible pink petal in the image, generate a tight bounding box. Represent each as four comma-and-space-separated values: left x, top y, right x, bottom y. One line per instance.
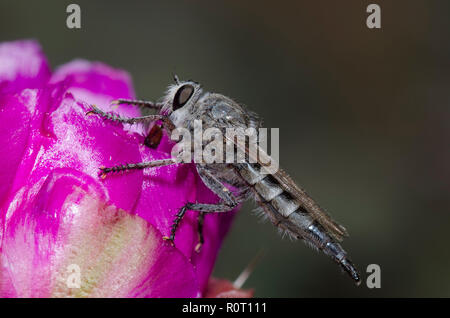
133, 141, 198, 255
1, 86, 144, 230
0, 259, 16, 297
0, 169, 199, 297
43, 91, 143, 212
0, 89, 41, 213
50, 60, 140, 117
0, 40, 51, 95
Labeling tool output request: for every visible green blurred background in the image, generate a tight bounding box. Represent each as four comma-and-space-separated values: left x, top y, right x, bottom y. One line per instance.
1, 0, 449, 297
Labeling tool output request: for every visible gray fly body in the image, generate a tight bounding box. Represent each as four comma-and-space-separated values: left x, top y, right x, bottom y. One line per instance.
87, 75, 361, 284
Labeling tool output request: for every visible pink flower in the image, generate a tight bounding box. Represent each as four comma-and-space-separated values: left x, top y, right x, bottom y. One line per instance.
0, 40, 244, 297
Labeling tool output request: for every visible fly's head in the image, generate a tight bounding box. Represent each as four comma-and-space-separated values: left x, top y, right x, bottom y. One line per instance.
160, 76, 203, 129
161, 75, 261, 131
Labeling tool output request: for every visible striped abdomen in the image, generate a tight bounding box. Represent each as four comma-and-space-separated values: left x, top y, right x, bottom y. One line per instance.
235, 163, 360, 284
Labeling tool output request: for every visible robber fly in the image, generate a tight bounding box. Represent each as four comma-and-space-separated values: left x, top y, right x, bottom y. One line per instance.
86, 75, 360, 284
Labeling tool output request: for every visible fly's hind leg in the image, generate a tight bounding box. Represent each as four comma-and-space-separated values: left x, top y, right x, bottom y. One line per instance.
194, 188, 251, 253
196, 212, 205, 253
164, 165, 246, 250
163, 200, 238, 248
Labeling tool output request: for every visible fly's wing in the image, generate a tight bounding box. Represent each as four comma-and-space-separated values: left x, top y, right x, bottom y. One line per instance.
271, 167, 349, 241
224, 133, 349, 242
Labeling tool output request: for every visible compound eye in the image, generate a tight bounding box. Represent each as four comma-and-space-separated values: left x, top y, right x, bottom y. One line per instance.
173, 85, 194, 110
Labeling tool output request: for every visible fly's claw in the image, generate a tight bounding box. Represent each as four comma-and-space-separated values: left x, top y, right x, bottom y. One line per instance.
110, 100, 120, 110
98, 166, 110, 179
194, 242, 203, 253
85, 105, 100, 116
163, 236, 175, 247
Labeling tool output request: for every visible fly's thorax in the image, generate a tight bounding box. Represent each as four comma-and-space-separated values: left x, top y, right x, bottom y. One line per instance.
162, 79, 263, 166
169, 90, 260, 130
202, 94, 252, 128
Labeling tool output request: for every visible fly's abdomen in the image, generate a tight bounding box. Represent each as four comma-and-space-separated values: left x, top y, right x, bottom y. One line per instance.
235, 163, 300, 221
235, 163, 360, 284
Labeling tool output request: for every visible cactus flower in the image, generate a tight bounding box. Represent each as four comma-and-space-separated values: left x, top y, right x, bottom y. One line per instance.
0, 40, 250, 298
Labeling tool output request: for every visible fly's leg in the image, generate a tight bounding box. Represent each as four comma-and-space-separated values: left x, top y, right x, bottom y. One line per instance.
195, 212, 205, 252
194, 189, 249, 253
108, 99, 165, 149
87, 106, 177, 177
99, 159, 177, 179
86, 105, 175, 131
163, 200, 238, 247
110, 99, 163, 110
86, 105, 159, 124
163, 165, 242, 248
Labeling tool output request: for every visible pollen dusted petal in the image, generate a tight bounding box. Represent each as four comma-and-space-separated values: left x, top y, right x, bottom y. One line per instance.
44, 92, 144, 212
0, 89, 144, 222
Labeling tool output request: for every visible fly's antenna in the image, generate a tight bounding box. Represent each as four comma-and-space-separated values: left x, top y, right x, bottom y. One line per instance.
233, 248, 265, 289
172, 73, 180, 85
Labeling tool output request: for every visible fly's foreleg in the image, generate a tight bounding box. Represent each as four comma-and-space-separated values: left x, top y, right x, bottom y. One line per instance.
110, 98, 163, 110
95, 100, 165, 149
86, 105, 175, 131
